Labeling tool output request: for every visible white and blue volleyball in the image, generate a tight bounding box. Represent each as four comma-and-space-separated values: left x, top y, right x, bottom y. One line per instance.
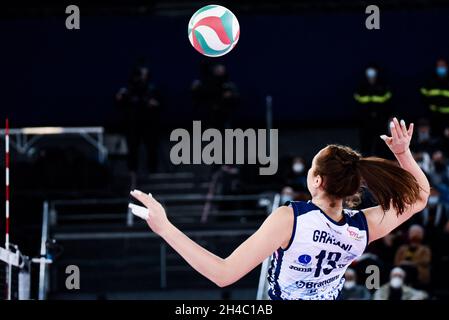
188, 5, 240, 57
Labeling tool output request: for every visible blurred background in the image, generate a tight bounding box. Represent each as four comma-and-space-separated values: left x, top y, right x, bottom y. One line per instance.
0, 0, 448, 300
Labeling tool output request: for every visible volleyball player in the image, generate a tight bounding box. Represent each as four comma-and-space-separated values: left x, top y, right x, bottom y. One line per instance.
130, 117, 429, 300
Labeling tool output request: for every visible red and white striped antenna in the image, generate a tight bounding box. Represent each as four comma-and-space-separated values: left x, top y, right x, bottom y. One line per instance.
5, 119, 9, 250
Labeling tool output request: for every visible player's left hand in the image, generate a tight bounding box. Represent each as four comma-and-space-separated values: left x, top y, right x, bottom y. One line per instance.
380, 117, 414, 155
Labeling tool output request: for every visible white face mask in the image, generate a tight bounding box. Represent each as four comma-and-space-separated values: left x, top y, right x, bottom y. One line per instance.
293, 163, 305, 174
344, 280, 356, 290
390, 277, 403, 289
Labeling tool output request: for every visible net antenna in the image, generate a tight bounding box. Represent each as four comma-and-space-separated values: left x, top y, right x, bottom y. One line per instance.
4, 118, 12, 299
5, 119, 10, 252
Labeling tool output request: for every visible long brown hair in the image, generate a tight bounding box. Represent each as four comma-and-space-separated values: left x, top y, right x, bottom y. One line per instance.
314, 144, 421, 215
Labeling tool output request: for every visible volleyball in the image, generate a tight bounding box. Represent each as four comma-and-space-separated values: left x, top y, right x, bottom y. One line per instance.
188, 5, 240, 57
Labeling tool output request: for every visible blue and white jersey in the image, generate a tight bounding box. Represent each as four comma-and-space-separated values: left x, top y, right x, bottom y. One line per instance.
267, 200, 369, 300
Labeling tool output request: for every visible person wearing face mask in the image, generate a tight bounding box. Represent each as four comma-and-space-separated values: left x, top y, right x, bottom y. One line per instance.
413, 151, 432, 175
411, 118, 440, 155
373, 267, 428, 300
339, 268, 371, 300
419, 189, 446, 228
280, 186, 295, 205
428, 151, 449, 212
429, 150, 449, 185
420, 59, 449, 137
354, 64, 393, 156
442, 127, 449, 156
116, 60, 163, 183
394, 224, 431, 288
191, 62, 239, 131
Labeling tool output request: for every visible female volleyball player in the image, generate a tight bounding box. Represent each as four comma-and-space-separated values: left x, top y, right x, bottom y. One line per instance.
130, 117, 430, 300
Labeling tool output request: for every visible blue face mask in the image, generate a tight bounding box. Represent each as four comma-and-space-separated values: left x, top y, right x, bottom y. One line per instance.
436, 66, 448, 78
366, 68, 377, 79
280, 194, 293, 204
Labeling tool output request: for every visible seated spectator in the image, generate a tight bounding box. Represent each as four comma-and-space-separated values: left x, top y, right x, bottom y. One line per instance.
413, 151, 432, 175
411, 118, 440, 155
191, 62, 239, 130
394, 225, 431, 288
373, 268, 428, 300
442, 127, 449, 156
367, 232, 400, 276
350, 253, 387, 293
418, 189, 448, 229
344, 192, 362, 209
429, 151, 449, 204
280, 186, 295, 205
279, 185, 310, 204
284, 156, 308, 192
339, 268, 371, 300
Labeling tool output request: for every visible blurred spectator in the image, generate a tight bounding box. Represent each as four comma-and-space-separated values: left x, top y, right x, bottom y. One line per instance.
354, 64, 393, 156
280, 186, 295, 205
350, 253, 386, 293
429, 150, 449, 185
373, 267, 428, 300
411, 118, 440, 155
344, 192, 362, 209
438, 221, 449, 293
284, 156, 308, 192
420, 58, 449, 137
413, 151, 433, 175
191, 62, 239, 130
442, 127, 449, 156
415, 189, 449, 293
356, 187, 379, 209
418, 189, 448, 229
116, 61, 162, 182
367, 233, 400, 275
394, 225, 431, 288
339, 268, 371, 300
427, 150, 449, 210
215, 165, 240, 195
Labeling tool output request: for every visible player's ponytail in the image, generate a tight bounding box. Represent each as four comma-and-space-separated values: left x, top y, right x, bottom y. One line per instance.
314, 144, 421, 215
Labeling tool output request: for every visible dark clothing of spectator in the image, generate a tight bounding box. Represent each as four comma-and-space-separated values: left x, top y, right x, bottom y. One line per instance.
339, 285, 371, 300
354, 80, 393, 156
284, 170, 308, 193
421, 76, 449, 136
411, 135, 441, 155
395, 244, 431, 287
368, 235, 401, 275
192, 65, 239, 130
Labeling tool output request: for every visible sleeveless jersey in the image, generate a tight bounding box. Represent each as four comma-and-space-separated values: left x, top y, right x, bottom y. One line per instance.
267, 200, 369, 300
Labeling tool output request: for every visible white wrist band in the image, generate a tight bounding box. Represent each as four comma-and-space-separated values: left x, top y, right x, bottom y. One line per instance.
128, 203, 149, 220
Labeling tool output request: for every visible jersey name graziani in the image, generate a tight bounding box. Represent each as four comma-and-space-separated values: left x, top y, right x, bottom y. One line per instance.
267, 201, 369, 300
